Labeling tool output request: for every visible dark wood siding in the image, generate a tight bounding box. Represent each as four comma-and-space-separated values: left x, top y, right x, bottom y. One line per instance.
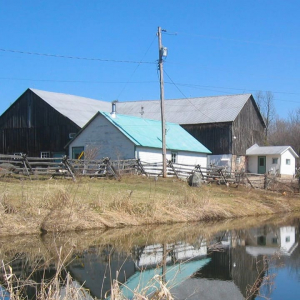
182, 122, 232, 155
182, 96, 265, 156
0, 89, 80, 157
232, 96, 265, 155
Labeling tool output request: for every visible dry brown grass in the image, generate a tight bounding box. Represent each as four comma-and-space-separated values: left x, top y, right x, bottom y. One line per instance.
0, 175, 299, 236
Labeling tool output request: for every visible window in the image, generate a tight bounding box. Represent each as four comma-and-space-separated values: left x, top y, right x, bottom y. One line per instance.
41, 152, 50, 158
272, 238, 278, 244
257, 236, 266, 246
236, 156, 241, 164
286, 236, 290, 243
171, 152, 177, 163
272, 158, 278, 164
286, 159, 291, 165
72, 147, 84, 159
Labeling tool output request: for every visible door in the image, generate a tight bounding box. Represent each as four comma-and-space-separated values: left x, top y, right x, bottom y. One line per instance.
258, 156, 266, 174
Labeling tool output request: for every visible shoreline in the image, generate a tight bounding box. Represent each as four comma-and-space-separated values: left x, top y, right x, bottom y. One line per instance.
0, 176, 299, 237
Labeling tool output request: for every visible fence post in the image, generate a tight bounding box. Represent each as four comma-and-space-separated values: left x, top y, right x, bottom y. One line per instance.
264, 174, 268, 189
168, 160, 179, 179
21, 154, 33, 176
103, 157, 120, 180
136, 159, 148, 176
62, 156, 76, 182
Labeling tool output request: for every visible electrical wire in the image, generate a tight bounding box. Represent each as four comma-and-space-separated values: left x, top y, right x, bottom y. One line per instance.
0, 48, 156, 64
116, 34, 157, 99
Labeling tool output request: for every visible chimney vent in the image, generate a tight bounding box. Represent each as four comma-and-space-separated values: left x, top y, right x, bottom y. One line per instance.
111, 100, 118, 118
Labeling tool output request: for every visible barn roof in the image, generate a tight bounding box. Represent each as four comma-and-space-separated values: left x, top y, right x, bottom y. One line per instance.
116, 94, 254, 124
29, 89, 256, 127
99, 111, 211, 153
246, 144, 299, 158
30, 88, 111, 127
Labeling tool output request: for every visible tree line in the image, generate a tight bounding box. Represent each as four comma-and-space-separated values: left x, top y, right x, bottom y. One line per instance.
255, 91, 300, 164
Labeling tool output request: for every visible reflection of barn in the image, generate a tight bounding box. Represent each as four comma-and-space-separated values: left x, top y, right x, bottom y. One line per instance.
184, 244, 265, 299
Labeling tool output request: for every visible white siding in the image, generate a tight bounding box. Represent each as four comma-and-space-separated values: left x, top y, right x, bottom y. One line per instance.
266, 155, 280, 174
68, 115, 135, 160
136, 147, 207, 167
280, 150, 296, 176
247, 156, 257, 173
247, 150, 296, 176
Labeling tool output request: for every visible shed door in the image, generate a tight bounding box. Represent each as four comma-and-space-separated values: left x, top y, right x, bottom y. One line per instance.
258, 156, 266, 174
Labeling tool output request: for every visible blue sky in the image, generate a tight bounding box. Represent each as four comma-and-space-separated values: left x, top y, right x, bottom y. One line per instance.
0, 0, 299, 119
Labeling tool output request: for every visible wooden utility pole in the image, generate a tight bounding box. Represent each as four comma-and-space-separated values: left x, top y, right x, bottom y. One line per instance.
158, 26, 167, 178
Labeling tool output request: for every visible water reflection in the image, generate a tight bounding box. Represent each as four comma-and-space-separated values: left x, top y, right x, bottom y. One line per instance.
0, 215, 300, 300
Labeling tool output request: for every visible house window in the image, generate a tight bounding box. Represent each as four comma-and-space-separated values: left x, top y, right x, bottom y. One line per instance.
272, 238, 278, 244
286, 236, 290, 243
272, 158, 278, 164
236, 156, 241, 164
72, 147, 84, 159
41, 151, 50, 158
171, 152, 178, 163
286, 159, 291, 165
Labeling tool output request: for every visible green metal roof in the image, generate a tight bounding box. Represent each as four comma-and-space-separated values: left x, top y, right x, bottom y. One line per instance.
100, 111, 211, 154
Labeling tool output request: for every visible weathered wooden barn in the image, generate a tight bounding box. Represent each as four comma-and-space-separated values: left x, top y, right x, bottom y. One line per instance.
0, 89, 265, 170
116, 94, 266, 170
67, 111, 211, 166
0, 88, 110, 157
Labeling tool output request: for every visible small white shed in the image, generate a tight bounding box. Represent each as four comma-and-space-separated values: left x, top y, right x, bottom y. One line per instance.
67, 111, 211, 166
246, 144, 299, 176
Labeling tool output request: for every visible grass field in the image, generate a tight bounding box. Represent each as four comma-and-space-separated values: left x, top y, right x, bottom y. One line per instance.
0, 175, 299, 236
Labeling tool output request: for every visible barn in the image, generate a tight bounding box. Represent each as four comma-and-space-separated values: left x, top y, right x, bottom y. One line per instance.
0, 89, 265, 169
116, 94, 266, 171
0, 88, 110, 157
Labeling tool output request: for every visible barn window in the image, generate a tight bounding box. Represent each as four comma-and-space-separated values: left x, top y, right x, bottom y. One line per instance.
171, 152, 178, 163
272, 158, 278, 164
41, 151, 50, 158
72, 147, 84, 159
286, 159, 291, 165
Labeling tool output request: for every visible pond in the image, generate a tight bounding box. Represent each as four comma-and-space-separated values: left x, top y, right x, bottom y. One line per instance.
0, 214, 300, 300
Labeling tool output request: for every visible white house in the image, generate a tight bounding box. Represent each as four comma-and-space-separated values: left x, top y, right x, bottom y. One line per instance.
67, 111, 211, 166
246, 144, 299, 177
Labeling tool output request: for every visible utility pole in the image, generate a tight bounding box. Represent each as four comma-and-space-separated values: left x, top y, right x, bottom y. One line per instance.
158, 26, 167, 178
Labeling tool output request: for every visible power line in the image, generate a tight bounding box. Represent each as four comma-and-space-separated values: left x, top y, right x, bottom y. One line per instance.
0, 48, 156, 64
176, 32, 300, 49
116, 35, 157, 99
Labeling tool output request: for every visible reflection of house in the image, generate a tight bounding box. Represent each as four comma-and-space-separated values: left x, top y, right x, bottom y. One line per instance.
67, 241, 209, 299
245, 226, 298, 257
246, 144, 299, 176
67, 111, 211, 164
135, 241, 208, 268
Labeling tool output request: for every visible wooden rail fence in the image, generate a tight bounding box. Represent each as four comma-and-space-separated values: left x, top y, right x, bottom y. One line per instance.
0, 154, 298, 193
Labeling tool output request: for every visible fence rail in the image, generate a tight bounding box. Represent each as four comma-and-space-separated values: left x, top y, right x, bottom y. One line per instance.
0, 154, 298, 193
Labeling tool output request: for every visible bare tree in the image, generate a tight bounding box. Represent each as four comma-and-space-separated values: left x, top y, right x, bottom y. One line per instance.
255, 91, 276, 143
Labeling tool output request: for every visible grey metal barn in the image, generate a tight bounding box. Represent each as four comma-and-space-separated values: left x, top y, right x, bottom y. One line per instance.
0, 89, 265, 169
